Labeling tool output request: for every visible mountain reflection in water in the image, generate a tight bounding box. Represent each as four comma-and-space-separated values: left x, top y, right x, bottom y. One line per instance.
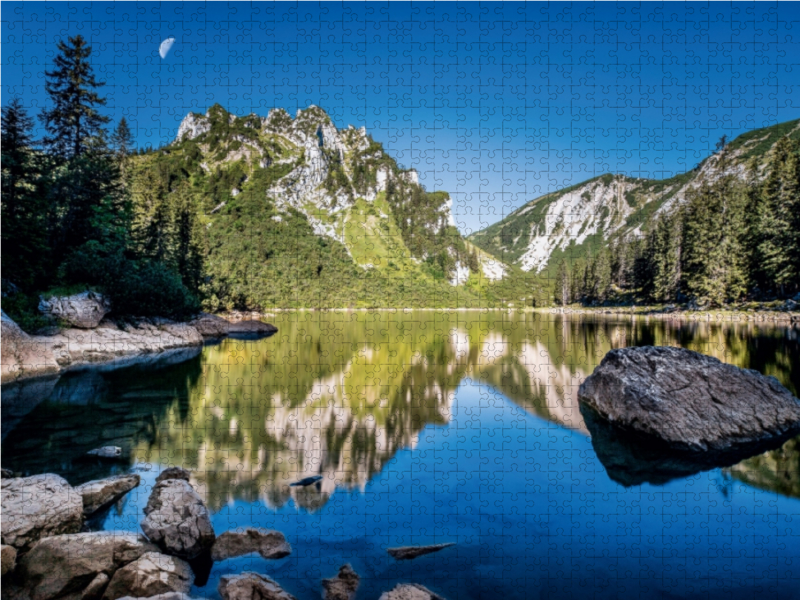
2, 311, 799, 512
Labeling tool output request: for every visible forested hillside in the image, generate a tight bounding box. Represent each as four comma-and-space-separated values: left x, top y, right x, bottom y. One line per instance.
470, 120, 800, 307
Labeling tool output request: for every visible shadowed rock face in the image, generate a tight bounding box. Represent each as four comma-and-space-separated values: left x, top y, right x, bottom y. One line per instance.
578, 346, 800, 453
580, 404, 800, 487
102, 552, 192, 600
75, 474, 141, 516
210, 528, 291, 561
322, 564, 359, 600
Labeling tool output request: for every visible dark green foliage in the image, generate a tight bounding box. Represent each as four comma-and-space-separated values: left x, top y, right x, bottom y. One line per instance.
1, 99, 51, 289
40, 35, 110, 160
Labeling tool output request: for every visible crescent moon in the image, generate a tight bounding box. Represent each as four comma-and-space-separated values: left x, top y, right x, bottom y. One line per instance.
159, 37, 175, 59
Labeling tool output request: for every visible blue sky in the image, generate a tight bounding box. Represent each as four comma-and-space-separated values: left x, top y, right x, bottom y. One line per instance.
2, 1, 799, 234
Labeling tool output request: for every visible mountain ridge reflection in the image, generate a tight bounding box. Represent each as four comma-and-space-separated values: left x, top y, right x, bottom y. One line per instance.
2, 312, 798, 510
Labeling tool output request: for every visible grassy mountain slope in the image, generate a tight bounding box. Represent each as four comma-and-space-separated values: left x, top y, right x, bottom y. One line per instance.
469, 119, 800, 274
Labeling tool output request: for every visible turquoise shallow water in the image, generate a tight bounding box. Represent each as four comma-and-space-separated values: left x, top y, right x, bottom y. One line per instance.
2, 312, 799, 599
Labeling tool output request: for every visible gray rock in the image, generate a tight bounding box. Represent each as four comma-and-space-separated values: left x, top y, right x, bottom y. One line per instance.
38, 291, 110, 329
218, 573, 296, 600
378, 584, 445, 600
141, 479, 215, 559
81, 573, 109, 600
18, 531, 158, 600
86, 446, 124, 460
1, 544, 17, 576
387, 543, 455, 560
155, 467, 191, 484
1, 474, 83, 551
578, 346, 800, 452
75, 474, 141, 516
322, 564, 359, 600
211, 528, 291, 561
226, 319, 277, 339
188, 313, 229, 338
1, 468, 15, 478
102, 552, 192, 600
117, 594, 203, 600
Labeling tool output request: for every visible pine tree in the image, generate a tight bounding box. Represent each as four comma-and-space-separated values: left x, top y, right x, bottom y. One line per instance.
1, 99, 51, 288
171, 184, 206, 294
554, 260, 570, 306
41, 35, 110, 160
111, 117, 134, 159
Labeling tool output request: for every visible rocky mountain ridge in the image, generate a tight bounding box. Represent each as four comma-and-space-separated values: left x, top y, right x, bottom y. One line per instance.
468, 119, 800, 273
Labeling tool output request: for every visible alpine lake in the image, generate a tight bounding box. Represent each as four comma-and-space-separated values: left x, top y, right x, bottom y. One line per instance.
2, 311, 799, 599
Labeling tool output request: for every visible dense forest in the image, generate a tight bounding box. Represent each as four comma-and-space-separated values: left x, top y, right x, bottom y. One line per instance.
552, 137, 800, 308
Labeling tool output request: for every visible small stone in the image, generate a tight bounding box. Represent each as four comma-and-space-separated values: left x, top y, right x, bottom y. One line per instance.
86, 446, 124, 460
211, 528, 291, 561
1, 544, 17, 576
322, 564, 359, 600
218, 573, 296, 600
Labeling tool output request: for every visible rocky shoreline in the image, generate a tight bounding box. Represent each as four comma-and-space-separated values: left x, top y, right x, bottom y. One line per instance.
0, 467, 447, 600
1, 306, 277, 386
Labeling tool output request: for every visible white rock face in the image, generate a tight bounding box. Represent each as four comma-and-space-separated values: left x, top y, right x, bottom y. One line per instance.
174, 112, 211, 143
480, 255, 507, 281
449, 262, 470, 286
1, 474, 84, 551
38, 291, 111, 329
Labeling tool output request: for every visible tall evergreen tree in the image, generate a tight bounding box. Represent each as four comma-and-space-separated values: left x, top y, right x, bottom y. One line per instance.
1, 99, 50, 288
111, 117, 134, 159
41, 35, 110, 160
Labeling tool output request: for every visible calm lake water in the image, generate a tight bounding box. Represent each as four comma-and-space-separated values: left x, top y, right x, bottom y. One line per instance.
3, 311, 800, 599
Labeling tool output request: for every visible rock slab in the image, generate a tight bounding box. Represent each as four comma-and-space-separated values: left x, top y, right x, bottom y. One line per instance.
102, 552, 192, 600
155, 467, 191, 484
578, 346, 800, 452
1, 474, 83, 551
18, 531, 158, 600
141, 479, 215, 559
211, 527, 291, 561
218, 573, 296, 600
75, 474, 141, 516
322, 564, 359, 600
387, 543, 455, 560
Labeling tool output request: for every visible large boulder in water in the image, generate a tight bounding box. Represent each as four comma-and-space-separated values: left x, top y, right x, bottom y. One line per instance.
322, 564, 359, 600
141, 479, 215, 559
18, 531, 158, 600
378, 584, 445, 600
578, 346, 800, 453
102, 552, 192, 600
38, 291, 110, 329
0, 474, 83, 551
75, 474, 141, 516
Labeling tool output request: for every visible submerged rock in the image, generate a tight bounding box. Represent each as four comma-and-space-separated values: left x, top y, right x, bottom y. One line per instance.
322, 564, 359, 600
103, 552, 192, 600
141, 479, 215, 559
155, 467, 191, 484
75, 474, 141, 516
1, 544, 17, 576
387, 543, 455, 560
578, 346, 800, 452
38, 291, 110, 329
86, 446, 124, 460
18, 531, 158, 600
378, 584, 445, 600
1, 474, 83, 551
210, 527, 291, 561
218, 573, 296, 600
